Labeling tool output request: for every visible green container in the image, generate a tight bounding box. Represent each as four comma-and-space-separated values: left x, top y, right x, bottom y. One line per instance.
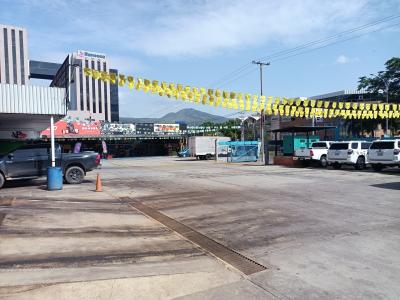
283, 135, 319, 155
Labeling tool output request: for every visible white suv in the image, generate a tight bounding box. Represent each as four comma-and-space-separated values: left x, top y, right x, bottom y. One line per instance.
368, 139, 400, 171
327, 141, 371, 170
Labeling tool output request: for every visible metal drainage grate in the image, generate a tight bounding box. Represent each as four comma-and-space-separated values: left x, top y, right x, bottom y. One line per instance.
125, 198, 267, 275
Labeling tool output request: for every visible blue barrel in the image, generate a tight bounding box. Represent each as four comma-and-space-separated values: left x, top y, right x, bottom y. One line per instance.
47, 167, 63, 190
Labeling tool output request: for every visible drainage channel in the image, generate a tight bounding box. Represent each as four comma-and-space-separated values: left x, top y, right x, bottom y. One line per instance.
123, 198, 267, 275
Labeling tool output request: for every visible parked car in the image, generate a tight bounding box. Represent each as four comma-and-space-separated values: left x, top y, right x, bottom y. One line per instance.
177, 148, 190, 157
327, 141, 371, 170
0, 143, 100, 189
368, 139, 400, 171
294, 141, 334, 167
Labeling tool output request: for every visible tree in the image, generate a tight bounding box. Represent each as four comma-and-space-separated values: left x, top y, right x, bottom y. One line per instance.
358, 57, 400, 101
201, 119, 241, 140
357, 57, 400, 133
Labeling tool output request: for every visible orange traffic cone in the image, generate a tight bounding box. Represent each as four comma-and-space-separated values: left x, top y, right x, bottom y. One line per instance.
95, 173, 103, 192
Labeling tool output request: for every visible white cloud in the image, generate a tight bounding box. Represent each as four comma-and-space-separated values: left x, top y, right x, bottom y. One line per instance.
336, 55, 359, 64
336, 55, 350, 64
131, 0, 369, 57
18, 0, 375, 59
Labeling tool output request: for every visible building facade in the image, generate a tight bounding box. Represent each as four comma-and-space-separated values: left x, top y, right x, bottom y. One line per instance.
0, 24, 29, 85
51, 50, 112, 122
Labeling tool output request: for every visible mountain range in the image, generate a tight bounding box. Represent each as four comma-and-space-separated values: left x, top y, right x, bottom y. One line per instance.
120, 108, 229, 125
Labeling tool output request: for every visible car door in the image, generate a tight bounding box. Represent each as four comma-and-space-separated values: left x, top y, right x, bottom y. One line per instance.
5, 148, 38, 178
35, 147, 50, 176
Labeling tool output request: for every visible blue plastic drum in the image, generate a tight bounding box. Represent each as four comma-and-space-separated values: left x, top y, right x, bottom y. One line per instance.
47, 167, 63, 190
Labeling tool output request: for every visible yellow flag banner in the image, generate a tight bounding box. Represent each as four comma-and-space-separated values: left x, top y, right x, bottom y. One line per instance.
84, 68, 399, 120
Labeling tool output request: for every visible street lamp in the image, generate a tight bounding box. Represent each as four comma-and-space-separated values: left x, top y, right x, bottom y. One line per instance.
372, 73, 399, 135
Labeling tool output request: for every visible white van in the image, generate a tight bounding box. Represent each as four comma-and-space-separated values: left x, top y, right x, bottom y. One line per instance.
368, 139, 400, 171
327, 141, 371, 170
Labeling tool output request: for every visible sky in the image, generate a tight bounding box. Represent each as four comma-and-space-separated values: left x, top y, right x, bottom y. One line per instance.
1, 0, 400, 118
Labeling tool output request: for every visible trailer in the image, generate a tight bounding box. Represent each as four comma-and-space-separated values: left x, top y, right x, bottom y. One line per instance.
188, 136, 231, 160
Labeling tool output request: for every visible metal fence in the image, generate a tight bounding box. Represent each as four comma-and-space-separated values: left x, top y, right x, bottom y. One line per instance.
218, 141, 260, 162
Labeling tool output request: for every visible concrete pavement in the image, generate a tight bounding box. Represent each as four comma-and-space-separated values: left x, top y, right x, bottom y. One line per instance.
1, 157, 399, 299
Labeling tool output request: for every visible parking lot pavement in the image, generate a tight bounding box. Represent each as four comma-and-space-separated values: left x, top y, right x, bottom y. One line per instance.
0, 175, 243, 299
1, 157, 400, 299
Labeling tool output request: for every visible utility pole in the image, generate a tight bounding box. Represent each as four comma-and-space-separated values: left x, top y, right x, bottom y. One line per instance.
374, 74, 399, 136
252, 60, 270, 164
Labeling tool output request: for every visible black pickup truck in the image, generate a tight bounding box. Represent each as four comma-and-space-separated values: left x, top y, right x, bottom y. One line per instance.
0, 144, 100, 189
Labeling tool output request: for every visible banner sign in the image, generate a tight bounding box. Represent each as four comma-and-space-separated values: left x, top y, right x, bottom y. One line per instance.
83, 68, 400, 120
154, 124, 180, 133
41, 120, 101, 137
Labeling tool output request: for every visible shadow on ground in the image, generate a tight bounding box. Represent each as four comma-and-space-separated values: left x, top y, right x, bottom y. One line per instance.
370, 182, 400, 190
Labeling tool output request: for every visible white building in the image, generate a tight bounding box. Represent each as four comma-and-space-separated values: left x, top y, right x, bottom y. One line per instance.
53, 50, 112, 122
0, 24, 29, 85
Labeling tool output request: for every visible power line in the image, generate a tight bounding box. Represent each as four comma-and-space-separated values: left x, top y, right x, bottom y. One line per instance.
270, 21, 400, 63
257, 15, 400, 61
208, 63, 252, 87
208, 15, 400, 89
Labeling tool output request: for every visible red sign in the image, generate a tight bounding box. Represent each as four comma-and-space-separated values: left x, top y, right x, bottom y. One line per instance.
41, 120, 101, 137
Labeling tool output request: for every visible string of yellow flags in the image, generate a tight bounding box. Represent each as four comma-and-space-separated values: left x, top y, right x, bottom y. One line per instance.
83, 68, 400, 120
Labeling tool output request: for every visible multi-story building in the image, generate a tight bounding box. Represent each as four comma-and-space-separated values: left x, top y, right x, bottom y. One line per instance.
51, 50, 112, 122
0, 24, 29, 85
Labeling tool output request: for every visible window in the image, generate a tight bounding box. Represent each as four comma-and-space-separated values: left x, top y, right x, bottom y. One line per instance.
79, 62, 84, 110
330, 143, 349, 150
361, 143, 371, 150
91, 60, 96, 113
104, 62, 108, 120
19, 30, 25, 84
11, 29, 17, 84
311, 142, 327, 148
351, 143, 358, 150
370, 141, 395, 150
85, 60, 90, 111
97, 61, 102, 114
12, 149, 35, 159
3, 28, 9, 83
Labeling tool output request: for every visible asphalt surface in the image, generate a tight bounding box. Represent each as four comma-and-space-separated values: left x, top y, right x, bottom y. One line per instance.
0, 157, 399, 299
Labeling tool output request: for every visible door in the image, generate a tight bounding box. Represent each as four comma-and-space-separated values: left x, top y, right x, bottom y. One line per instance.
5, 148, 38, 178
35, 147, 50, 176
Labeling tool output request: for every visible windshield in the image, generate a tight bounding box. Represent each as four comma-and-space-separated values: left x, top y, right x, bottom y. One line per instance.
370, 141, 395, 150
330, 143, 349, 150
312, 142, 327, 148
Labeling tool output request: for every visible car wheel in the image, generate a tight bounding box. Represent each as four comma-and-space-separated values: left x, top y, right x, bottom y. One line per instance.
332, 162, 341, 169
320, 155, 328, 168
371, 164, 384, 172
65, 166, 85, 184
0, 173, 5, 189
355, 156, 365, 170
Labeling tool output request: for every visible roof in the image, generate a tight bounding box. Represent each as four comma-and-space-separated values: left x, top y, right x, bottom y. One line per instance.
270, 126, 336, 133
309, 89, 368, 99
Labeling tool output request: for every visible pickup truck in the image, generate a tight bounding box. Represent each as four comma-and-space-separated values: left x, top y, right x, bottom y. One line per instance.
294, 141, 333, 167
0, 143, 100, 189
